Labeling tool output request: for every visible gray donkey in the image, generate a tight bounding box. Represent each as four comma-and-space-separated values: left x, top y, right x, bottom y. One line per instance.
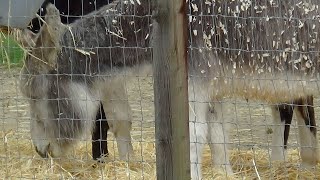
19, 0, 152, 160
20, 0, 320, 179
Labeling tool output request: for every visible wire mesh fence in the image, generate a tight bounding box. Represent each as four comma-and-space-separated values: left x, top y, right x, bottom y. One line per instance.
1, 0, 320, 179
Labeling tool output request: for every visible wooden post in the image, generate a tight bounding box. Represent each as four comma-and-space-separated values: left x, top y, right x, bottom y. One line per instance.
152, 0, 190, 179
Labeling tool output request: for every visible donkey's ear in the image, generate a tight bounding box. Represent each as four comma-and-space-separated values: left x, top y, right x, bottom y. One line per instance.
19, 29, 40, 48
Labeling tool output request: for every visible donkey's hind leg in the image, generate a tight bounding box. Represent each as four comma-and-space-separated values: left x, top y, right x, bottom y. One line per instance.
270, 104, 294, 161
92, 103, 109, 161
189, 101, 208, 180
294, 96, 319, 167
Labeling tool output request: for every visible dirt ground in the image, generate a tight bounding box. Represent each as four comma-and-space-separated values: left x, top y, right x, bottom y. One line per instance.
1, 66, 320, 179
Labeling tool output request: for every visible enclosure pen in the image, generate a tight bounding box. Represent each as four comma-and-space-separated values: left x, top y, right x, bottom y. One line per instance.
2, 0, 320, 180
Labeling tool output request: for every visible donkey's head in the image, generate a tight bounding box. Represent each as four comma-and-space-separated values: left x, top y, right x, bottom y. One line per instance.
27, 78, 99, 158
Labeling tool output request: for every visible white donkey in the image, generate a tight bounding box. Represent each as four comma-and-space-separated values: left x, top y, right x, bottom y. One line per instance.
188, 0, 320, 178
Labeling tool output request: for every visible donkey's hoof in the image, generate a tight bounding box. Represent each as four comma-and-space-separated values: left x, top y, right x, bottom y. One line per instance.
299, 162, 317, 171
300, 148, 320, 167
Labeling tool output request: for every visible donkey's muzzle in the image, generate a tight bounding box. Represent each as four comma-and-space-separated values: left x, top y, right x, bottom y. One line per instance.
35, 144, 50, 158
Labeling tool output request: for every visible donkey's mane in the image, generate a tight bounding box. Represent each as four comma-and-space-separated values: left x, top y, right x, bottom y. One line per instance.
54, 0, 152, 81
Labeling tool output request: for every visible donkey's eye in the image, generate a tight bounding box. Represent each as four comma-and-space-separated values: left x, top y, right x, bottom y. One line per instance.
30, 96, 38, 100
35, 115, 42, 123
31, 112, 42, 123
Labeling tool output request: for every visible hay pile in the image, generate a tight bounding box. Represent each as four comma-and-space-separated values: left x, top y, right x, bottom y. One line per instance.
0, 26, 12, 35
0, 131, 319, 179
0, 26, 22, 41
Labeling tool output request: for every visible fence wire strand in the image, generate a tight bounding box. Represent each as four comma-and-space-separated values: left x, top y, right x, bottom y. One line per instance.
1, 0, 320, 179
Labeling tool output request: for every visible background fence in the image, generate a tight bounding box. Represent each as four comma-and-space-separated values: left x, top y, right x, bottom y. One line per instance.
1, 0, 320, 179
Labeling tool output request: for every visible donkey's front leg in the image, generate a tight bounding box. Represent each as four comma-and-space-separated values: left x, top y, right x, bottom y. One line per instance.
207, 101, 233, 175
102, 81, 134, 161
